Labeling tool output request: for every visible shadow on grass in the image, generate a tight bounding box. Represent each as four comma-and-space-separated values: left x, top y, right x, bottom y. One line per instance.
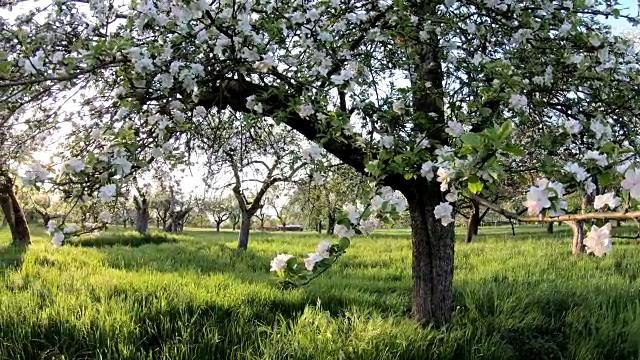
0, 244, 28, 274
70, 232, 178, 248
98, 239, 273, 282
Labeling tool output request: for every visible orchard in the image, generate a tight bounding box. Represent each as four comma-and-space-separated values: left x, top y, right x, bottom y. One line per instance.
2, 0, 640, 356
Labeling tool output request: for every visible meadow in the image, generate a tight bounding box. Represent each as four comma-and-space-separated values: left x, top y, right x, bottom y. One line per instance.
1, 225, 640, 359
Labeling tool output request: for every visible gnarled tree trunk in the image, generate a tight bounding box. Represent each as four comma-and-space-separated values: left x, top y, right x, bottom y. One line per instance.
237, 212, 253, 250
134, 195, 150, 235
0, 186, 31, 246
465, 200, 480, 243
567, 221, 585, 255
402, 180, 454, 326
326, 213, 336, 235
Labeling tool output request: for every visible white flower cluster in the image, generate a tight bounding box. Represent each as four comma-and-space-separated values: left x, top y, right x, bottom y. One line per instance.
370, 186, 407, 214
270, 240, 332, 273
524, 178, 567, 216
585, 223, 612, 257
20, 163, 50, 186
621, 168, 640, 200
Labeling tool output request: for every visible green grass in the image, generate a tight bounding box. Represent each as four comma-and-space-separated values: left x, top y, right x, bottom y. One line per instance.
1, 224, 640, 359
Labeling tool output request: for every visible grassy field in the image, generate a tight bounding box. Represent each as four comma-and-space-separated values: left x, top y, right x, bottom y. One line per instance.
1, 224, 640, 359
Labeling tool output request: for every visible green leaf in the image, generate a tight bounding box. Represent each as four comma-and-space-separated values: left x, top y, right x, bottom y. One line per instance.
504, 144, 524, 155
403, 172, 414, 180
285, 257, 299, 274
498, 121, 513, 141
468, 176, 484, 194
460, 132, 483, 147
339, 237, 350, 250
479, 107, 492, 116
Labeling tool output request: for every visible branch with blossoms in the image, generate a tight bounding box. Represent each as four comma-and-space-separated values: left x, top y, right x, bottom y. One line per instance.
466, 167, 640, 257
270, 185, 404, 287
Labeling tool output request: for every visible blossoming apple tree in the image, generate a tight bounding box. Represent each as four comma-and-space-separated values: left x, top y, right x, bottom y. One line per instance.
3, 0, 640, 325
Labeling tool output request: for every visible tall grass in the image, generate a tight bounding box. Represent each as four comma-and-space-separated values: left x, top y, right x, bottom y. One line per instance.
0, 225, 639, 359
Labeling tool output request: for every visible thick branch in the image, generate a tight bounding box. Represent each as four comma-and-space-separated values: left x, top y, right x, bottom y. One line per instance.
471, 194, 640, 223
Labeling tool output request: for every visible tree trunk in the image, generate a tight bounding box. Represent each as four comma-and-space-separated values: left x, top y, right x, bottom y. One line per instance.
547, 222, 554, 234
232, 221, 238, 231
237, 212, 252, 250
135, 201, 149, 235
465, 200, 480, 243
616, 220, 622, 227
41, 214, 51, 228
0, 188, 31, 246
402, 180, 454, 326
567, 221, 585, 255
216, 221, 221, 232
326, 213, 336, 235
317, 221, 322, 233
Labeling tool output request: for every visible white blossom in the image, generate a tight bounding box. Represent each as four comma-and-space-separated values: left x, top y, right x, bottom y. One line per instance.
585, 223, 612, 257
302, 144, 321, 162
436, 167, 453, 191
46, 220, 56, 234
524, 185, 551, 215
98, 184, 117, 202
583, 151, 608, 167
335, 224, 355, 238
270, 254, 294, 272
316, 241, 331, 258
98, 211, 112, 223
563, 162, 588, 182
63, 223, 80, 234
420, 161, 435, 181
371, 195, 385, 211
304, 252, 324, 271
392, 100, 405, 114
508, 94, 528, 111
594, 192, 620, 210
445, 187, 458, 202
564, 119, 582, 134
621, 168, 640, 200
434, 202, 454, 226
359, 219, 377, 234
346, 205, 359, 225
379, 135, 394, 149
65, 158, 85, 173
52, 232, 64, 248
389, 196, 407, 212
297, 104, 315, 118
445, 121, 464, 137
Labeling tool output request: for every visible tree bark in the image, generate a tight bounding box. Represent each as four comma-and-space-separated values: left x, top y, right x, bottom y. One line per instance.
0, 187, 31, 246
237, 212, 252, 250
465, 200, 480, 243
547, 222, 554, 234
317, 221, 322, 233
215, 221, 222, 232
134, 196, 150, 235
402, 180, 454, 326
567, 221, 585, 255
326, 213, 336, 235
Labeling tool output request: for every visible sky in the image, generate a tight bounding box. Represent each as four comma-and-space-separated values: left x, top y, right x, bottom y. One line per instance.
604, 0, 639, 30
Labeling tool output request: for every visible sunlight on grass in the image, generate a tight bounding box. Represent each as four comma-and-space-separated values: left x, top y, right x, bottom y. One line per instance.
0, 225, 639, 359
